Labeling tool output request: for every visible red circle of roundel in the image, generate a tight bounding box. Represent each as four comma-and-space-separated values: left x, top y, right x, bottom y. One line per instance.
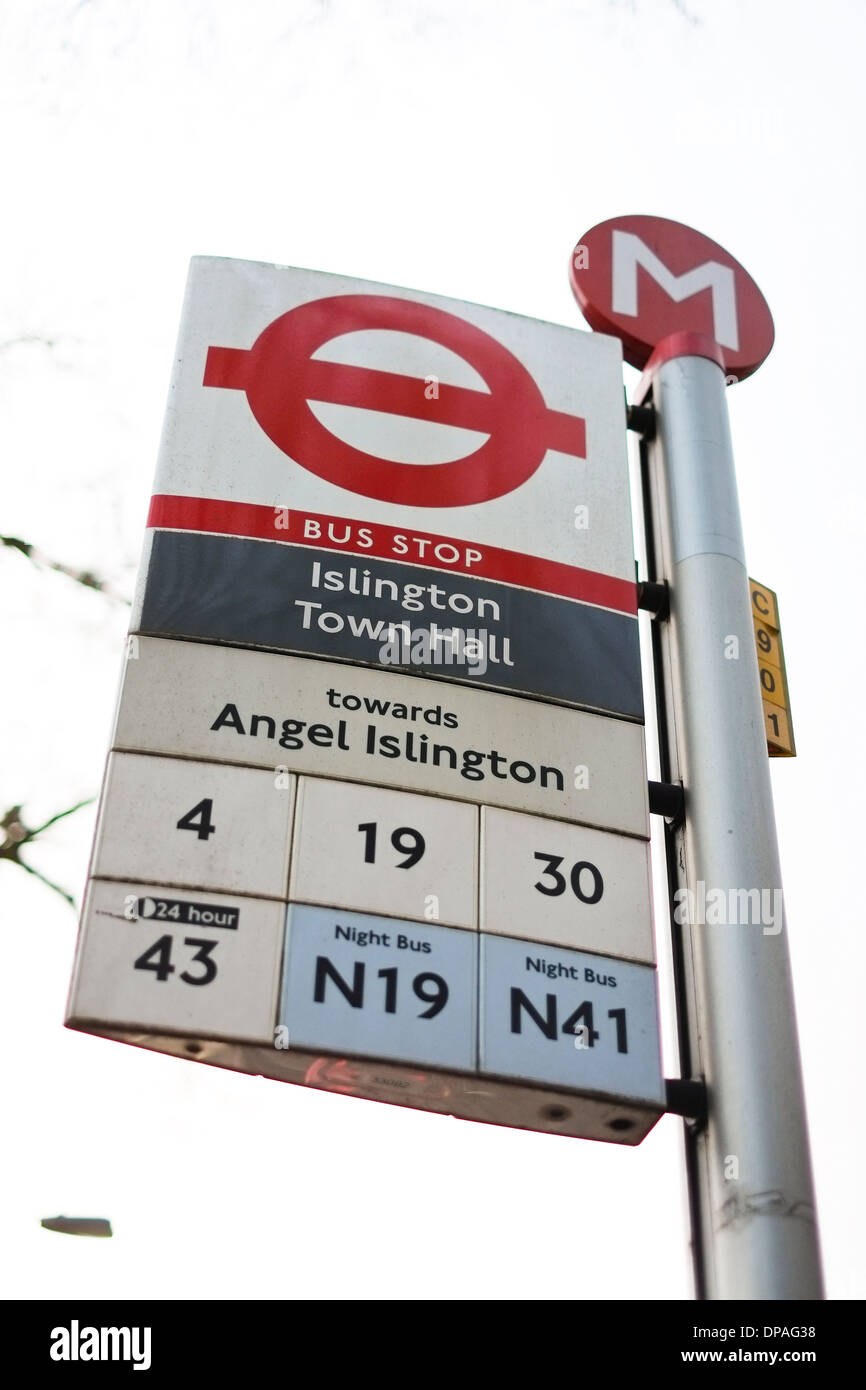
203, 295, 586, 508
570, 215, 774, 381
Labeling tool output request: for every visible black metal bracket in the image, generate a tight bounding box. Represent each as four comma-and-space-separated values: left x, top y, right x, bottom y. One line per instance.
648, 780, 684, 826
665, 1078, 707, 1131
637, 579, 669, 619
627, 402, 656, 439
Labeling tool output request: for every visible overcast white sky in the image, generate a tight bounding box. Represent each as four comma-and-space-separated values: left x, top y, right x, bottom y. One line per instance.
1, 0, 863, 1301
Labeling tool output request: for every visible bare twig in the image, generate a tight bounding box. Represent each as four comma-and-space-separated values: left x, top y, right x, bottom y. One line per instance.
1, 799, 95, 907
0, 334, 59, 354
1, 534, 131, 605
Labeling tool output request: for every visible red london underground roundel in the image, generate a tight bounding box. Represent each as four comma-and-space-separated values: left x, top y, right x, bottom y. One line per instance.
204, 294, 587, 507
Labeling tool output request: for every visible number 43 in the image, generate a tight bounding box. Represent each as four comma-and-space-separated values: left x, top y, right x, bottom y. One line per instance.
134, 935, 218, 985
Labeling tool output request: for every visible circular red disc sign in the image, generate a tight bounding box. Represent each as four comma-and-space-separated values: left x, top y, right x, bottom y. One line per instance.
570, 215, 774, 381
203, 295, 586, 508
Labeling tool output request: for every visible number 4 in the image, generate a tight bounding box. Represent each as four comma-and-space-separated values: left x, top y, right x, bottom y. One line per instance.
177, 798, 216, 840
133, 935, 174, 981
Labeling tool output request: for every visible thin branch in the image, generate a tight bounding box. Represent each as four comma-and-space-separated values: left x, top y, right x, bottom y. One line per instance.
1, 534, 131, 605
30, 798, 96, 840
14, 857, 76, 907
0, 334, 59, 354
1, 799, 94, 909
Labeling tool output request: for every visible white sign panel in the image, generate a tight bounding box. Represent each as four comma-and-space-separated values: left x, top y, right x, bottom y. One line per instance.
289, 777, 478, 929
480, 807, 655, 962
92, 752, 295, 898
114, 639, 650, 838
67, 879, 284, 1043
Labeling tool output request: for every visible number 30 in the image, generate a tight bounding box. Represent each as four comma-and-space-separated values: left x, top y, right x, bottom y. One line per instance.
533, 852, 603, 903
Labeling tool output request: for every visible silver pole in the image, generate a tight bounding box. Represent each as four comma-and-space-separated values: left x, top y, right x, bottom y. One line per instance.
641, 347, 823, 1300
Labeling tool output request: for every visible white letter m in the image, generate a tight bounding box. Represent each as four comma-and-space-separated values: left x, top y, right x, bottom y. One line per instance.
611, 230, 739, 350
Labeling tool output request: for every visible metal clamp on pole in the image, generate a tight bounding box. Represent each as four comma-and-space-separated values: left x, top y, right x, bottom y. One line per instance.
665, 1078, 707, 1129
648, 779, 684, 826
626, 402, 656, 438
637, 579, 669, 618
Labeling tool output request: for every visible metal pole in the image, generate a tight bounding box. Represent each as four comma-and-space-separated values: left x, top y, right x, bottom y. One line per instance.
639, 344, 823, 1300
